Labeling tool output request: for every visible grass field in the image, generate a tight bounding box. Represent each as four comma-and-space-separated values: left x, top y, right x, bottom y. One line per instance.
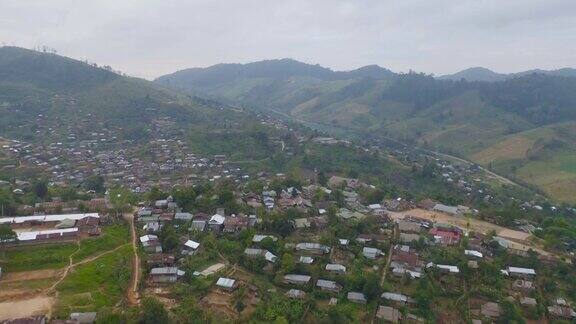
0, 243, 77, 272
0, 224, 130, 273
53, 244, 132, 317
471, 135, 536, 165
515, 153, 576, 203
72, 224, 130, 262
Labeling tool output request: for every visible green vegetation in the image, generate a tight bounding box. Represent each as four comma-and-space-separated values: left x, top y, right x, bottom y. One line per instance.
0, 243, 77, 272
54, 244, 132, 317
73, 224, 130, 262
157, 59, 576, 202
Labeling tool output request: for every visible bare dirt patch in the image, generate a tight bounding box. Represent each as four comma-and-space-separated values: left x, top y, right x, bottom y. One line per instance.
0, 296, 54, 320
199, 290, 237, 320
391, 209, 551, 256
0, 269, 61, 283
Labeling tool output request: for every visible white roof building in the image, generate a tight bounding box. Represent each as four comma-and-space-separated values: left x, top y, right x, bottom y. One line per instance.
427, 262, 460, 274
381, 292, 411, 303
465, 250, 483, 258
184, 240, 200, 250
16, 228, 79, 241
507, 267, 536, 276
0, 213, 99, 225
325, 264, 347, 273
216, 277, 236, 289
299, 256, 314, 264
209, 214, 225, 225
140, 234, 158, 243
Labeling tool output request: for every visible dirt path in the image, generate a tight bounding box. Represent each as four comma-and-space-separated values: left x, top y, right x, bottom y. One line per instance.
125, 212, 141, 306
48, 242, 130, 292
380, 225, 395, 286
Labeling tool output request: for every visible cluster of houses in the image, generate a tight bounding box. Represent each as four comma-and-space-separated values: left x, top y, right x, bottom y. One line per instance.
0, 115, 250, 195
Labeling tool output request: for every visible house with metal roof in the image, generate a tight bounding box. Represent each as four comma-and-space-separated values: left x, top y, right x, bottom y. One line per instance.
381, 292, 415, 305
506, 266, 536, 278
283, 274, 312, 285
296, 242, 330, 254
216, 277, 237, 290
149, 267, 184, 283
363, 247, 383, 259
183, 240, 200, 255
316, 279, 342, 293
244, 248, 277, 263
174, 212, 193, 221
347, 292, 367, 304
325, 263, 347, 274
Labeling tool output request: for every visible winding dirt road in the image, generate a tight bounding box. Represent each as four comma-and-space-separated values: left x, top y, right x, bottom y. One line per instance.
125, 212, 141, 306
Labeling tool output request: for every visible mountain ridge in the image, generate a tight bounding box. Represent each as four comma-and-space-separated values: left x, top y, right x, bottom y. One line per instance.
438, 66, 576, 82
155, 59, 576, 202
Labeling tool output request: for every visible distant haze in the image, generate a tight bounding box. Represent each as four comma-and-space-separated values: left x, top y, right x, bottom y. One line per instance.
1, 0, 575, 79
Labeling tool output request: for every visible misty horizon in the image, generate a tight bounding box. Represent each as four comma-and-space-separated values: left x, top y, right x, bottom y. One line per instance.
1, 0, 575, 79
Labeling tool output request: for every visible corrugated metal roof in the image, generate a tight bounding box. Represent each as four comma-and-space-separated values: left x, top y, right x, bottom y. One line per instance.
150, 267, 179, 275
216, 277, 236, 288
0, 213, 99, 224
17, 228, 78, 241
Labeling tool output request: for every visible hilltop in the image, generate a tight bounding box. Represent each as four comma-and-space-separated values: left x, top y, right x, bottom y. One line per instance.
438, 66, 576, 82
157, 59, 576, 202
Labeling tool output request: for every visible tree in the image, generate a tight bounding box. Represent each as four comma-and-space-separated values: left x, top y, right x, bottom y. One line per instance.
33, 180, 48, 199
362, 272, 381, 300
109, 187, 135, 214
85, 175, 105, 194
317, 172, 328, 186
145, 186, 166, 202
500, 300, 525, 324
160, 226, 180, 253
140, 297, 170, 324
172, 296, 208, 324
0, 225, 17, 242
280, 253, 296, 273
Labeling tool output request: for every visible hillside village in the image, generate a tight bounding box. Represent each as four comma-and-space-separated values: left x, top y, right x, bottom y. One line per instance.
0, 50, 575, 324
1, 130, 576, 323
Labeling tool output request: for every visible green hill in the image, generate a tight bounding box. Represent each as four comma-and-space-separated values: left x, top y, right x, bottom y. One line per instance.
0, 46, 251, 144
157, 60, 576, 202
439, 66, 576, 81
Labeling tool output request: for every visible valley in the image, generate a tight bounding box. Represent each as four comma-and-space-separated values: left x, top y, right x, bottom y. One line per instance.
0, 47, 575, 323
157, 60, 576, 203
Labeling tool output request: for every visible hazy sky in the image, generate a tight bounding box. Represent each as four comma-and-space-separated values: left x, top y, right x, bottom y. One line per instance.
1, 0, 575, 79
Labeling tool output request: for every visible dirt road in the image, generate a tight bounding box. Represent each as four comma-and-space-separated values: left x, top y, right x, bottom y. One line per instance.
125, 212, 141, 306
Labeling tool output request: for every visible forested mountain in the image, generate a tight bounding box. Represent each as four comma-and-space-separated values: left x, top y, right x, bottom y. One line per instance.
157, 59, 576, 202
155, 59, 395, 89
437, 67, 506, 82
438, 66, 576, 81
